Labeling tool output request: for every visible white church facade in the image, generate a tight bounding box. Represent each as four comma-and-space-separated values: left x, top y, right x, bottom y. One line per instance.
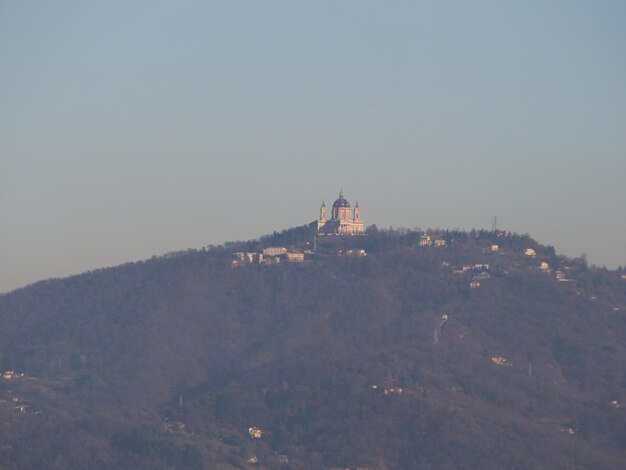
311, 191, 364, 235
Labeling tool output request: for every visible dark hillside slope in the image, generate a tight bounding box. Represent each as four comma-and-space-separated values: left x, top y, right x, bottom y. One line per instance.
0, 230, 625, 469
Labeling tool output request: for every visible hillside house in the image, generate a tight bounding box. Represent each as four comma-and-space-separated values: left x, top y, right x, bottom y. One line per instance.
2, 371, 24, 380
285, 252, 305, 262
248, 427, 263, 439
263, 247, 287, 256
491, 356, 511, 366
261, 256, 281, 265
464, 263, 489, 273
525, 248, 537, 258
419, 234, 433, 246
232, 252, 263, 267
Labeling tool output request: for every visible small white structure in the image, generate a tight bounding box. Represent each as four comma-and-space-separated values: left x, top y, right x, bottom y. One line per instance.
434, 239, 447, 248
248, 427, 263, 439
525, 248, 537, 258
539, 261, 550, 271
491, 244, 500, 252
419, 235, 433, 247
491, 356, 511, 366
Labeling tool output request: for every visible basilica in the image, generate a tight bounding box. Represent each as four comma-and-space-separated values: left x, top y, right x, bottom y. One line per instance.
311, 191, 364, 235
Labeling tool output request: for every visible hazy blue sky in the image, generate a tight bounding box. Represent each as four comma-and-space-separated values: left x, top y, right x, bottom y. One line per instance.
2, 1, 625, 292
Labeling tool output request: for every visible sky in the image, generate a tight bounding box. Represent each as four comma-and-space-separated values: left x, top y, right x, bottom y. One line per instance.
1, 1, 625, 293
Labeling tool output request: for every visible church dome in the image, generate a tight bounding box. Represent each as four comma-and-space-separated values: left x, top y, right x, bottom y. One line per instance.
332, 191, 350, 209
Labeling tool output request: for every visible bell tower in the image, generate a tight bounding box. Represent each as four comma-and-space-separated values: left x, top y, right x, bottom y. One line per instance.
354, 201, 361, 222
320, 201, 326, 221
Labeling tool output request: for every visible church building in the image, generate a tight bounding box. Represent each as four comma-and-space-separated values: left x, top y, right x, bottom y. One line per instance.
312, 191, 364, 235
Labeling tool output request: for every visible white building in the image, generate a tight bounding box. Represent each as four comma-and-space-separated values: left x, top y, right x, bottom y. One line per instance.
263, 247, 287, 256
419, 235, 433, 247
525, 248, 537, 258
312, 191, 364, 235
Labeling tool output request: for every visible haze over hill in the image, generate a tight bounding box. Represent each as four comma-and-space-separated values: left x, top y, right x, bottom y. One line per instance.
3, 3, 625, 465
0, 226, 625, 469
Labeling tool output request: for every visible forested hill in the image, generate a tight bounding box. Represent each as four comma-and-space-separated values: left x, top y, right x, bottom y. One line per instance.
1, 227, 626, 469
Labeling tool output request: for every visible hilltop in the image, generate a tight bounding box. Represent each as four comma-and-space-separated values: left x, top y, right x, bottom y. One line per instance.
0, 226, 625, 469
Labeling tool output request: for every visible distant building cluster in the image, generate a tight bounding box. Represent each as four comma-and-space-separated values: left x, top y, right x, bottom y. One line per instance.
231, 190, 369, 267
230, 202, 605, 301
2, 370, 24, 380
418, 234, 447, 247
231, 246, 368, 267
231, 247, 305, 267
450, 262, 491, 289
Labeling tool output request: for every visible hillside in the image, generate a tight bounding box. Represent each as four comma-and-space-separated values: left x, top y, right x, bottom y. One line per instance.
0, 227, 625, 469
